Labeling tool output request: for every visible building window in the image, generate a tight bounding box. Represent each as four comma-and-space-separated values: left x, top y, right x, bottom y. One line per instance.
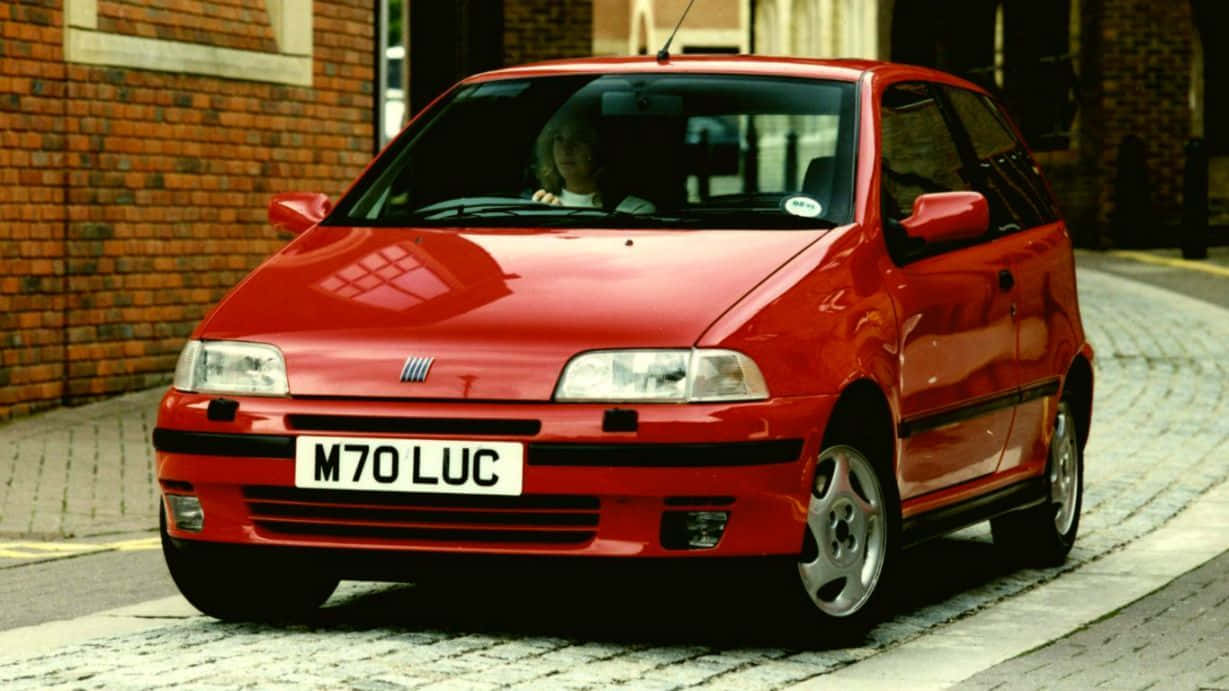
999, 0, 1077, 150
891, 0, 1078, 151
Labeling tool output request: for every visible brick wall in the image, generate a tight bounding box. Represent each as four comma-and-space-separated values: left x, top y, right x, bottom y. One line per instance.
1, 0, 70, 421
0, 1, 374, 421
1095, 0, 1195, 229
504, 0, 593, 66
1060, 0, 1198, 245
97, 0, 280, 52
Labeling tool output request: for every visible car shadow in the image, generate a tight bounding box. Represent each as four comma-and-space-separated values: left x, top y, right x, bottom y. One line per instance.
890, 530, 1021, 613
234, 528, 1028, 651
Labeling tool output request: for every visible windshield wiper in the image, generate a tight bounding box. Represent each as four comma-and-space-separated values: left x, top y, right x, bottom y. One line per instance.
678, 207, 839, 228
382, 198, 837, 229
398, 199, 679, 225
403, 198, 553, 220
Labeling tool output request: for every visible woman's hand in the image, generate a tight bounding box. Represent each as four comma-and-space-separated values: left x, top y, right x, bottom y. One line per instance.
532, 189, 562, 206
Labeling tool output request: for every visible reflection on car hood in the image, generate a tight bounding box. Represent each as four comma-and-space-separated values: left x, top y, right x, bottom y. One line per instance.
199, 225, 826, 400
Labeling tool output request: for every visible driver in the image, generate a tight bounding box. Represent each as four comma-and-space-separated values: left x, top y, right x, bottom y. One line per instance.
531, 111, 654, 214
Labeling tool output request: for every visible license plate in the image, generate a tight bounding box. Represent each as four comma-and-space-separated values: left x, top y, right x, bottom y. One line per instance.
294, 436, 524, 496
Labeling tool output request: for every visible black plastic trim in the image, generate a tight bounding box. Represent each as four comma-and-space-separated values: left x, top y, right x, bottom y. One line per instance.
602, 408, 639, 433
153, 429, 295, 458
528, 439, 804, 467
899, 379, 1061, 439
287, 414, 541, 437
901, 476, 1048, 548
206, 398, 239, 422
664, 496, 735, 507
1019, 378, 1062, 404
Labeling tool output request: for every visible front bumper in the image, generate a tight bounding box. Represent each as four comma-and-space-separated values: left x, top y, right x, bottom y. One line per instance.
155, 390, 836, 558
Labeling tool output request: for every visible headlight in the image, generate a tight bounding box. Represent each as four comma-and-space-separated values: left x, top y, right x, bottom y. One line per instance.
555, 349, 768, 402
688, 349, 770, 402
172, 340, 289, 396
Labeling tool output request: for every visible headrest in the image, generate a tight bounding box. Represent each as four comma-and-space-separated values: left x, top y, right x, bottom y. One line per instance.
802, 156, 836, 199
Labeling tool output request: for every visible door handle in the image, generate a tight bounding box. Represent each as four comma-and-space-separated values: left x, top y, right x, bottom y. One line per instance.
998, 269, 1015, 292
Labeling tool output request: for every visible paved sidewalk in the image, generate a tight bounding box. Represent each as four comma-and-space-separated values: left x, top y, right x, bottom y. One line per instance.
957, 548, 1229, 691
0, 388, 163, 538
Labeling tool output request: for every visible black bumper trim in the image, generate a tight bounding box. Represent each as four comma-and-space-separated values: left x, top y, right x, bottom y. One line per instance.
527, 440, 805, 467
153, 429, 295, 458
154, 430, 805, 467
286, 414, 541, 437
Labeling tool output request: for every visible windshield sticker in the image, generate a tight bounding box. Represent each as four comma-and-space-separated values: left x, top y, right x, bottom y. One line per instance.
782, 195, 823, 218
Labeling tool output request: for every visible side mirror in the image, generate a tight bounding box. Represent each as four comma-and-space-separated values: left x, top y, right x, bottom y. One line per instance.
268, 192, 332, 235
901, 191, 989, 244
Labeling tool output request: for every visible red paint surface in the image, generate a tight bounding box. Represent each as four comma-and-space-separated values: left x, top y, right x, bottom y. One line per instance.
159, 57, 1092, 557
268, 192, 332, 236
901, 191, 991, 244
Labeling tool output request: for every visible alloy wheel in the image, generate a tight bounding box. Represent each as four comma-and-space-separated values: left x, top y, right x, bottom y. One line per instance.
1051, 402, 1079, 535
798, 445, 887, 617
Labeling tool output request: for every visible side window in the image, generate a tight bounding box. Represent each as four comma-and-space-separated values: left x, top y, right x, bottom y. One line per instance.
943, 87, 1058, 232
879, 83, 970, 222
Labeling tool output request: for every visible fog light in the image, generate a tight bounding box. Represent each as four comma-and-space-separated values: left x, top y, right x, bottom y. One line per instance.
661, 510, 729, 549
165, 494, 204, 533
685, 511, 729, 548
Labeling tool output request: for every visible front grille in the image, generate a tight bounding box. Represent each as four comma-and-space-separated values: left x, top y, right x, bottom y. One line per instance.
286, 415, 541, 437
243, 486, 599, 545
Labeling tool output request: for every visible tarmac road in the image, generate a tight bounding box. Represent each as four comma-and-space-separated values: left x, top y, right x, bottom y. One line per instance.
0, 547, 175, 631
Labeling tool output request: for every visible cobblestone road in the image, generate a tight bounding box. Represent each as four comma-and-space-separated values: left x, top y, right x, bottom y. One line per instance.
1, 264, 1227, 689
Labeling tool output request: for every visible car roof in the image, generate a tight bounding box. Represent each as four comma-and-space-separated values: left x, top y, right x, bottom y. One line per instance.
463, 55, 985, 93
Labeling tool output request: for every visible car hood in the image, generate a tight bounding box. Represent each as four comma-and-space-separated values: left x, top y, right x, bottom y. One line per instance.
199, 225, 825, 400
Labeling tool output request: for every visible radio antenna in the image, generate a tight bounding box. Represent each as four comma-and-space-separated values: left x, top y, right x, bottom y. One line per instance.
657, 0, 698, 62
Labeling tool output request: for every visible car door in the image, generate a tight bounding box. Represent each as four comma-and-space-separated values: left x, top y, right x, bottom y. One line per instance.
878, 82, 1020, 500
939, 86, 1077, 478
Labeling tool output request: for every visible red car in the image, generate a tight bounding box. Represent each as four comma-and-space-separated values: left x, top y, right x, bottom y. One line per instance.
156, 56, 1093, 630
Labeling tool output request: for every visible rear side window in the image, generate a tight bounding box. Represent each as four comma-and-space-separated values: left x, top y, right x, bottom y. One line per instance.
946, 89, 1016, 159
879, 83, 970, 222
942, 87, 1058, 231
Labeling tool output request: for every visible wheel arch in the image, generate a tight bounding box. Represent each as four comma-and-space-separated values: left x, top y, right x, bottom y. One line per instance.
822, 379, 897, 475
1063, 352, 1094, 452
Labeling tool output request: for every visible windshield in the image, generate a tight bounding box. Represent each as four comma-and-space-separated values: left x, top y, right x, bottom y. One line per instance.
328, 73, 858, 229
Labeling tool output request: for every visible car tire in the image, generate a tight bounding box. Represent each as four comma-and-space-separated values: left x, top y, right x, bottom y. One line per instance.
787, 440, 901, 640
991, 398, 1083, 566
160, 504, 338, 622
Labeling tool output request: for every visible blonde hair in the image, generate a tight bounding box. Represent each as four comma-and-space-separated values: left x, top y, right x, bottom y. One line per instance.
535, 112, 603, 206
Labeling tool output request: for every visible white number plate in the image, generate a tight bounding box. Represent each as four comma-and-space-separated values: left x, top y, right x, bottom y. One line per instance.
294, 436, 524, 496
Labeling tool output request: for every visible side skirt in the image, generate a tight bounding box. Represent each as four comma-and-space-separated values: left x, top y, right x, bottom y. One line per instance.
900, 476, 1048, 549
